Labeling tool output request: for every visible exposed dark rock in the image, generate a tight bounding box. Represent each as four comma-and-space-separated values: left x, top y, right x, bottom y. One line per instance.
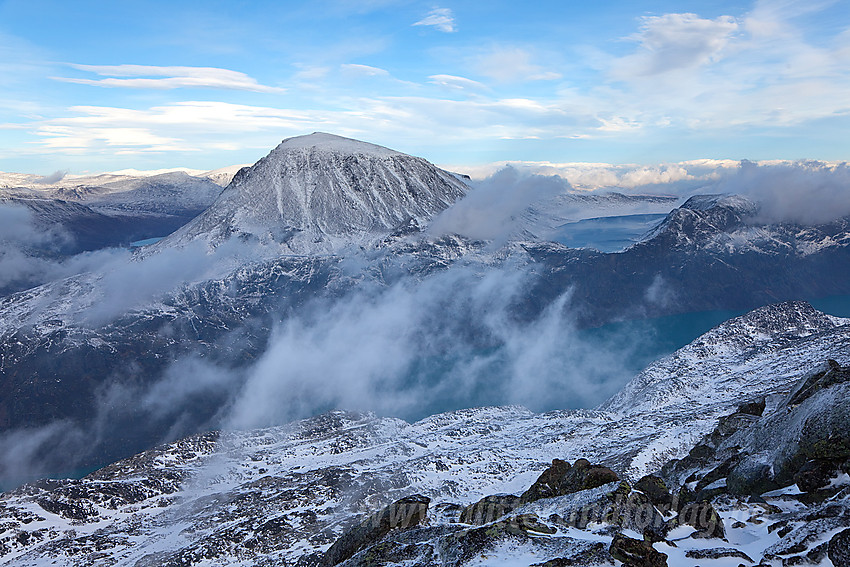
787, 359, 850, 407
727, 459, 779, 496
528, 544, 610, 566
684, 547, 753, 561
828, 528, 850, 566
340, 537, 436, 567
794, 459, 840, 492
459, 494, 520, 525
520, 459, 619, 504
634, 475, 673, 511
609, 533, 667, 567
762, 501, 850, 561
441, 514, 556, 566
714, 412, 760, 439
322, 495, 430, 566
671, 500, 726, 539
694, 455, 740, 499
36, 497, 98, 521
537, 480, 665, 542
803, 541, 829, 564
431, 502, 464, 524
780, 431, 850, 489
737, 398, 767, 416
520, 459, 572, 503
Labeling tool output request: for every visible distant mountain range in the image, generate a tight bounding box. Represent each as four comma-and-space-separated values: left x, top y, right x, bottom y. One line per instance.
2, 133, 850, 565
1, 134, 850, 486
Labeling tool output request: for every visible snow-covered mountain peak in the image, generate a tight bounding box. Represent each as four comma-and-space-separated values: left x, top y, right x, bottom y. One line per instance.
157, 134, 470, 254
271, 132, 405, 157
680, 193, 756, 214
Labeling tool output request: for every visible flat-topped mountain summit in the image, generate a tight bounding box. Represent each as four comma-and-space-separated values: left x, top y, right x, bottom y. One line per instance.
160, 133, 470, 253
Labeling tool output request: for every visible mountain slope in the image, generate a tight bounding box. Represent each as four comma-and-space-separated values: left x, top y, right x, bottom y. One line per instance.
0, 301, 848, 566
2, 187, 850, 481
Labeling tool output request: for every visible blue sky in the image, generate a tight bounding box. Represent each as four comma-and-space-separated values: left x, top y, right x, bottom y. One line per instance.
1, 0, 849, 173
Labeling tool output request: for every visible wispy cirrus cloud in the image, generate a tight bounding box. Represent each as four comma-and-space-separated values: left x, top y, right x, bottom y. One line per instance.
22, 95, 591, 158
428, 74, 488, 92
54, 64, 286, 93
27, 101, 357, 156
474, 47, 562, 83
413, 7, 457, 33
612, 13, 739, 78
340, 63, 390, 77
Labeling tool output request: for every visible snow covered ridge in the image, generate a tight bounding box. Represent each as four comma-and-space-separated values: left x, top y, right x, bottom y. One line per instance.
1, 300, 849, 566
157, 133, 471, 254
637, 192, 850, 256
0, 165, 244, 191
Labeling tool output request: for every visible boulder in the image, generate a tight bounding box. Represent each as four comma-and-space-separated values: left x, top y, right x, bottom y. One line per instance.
634, 475, 673, 511
726, 459, 779, 496
322, 495, 430, 566
609, 533, 667, 567
459, 494, 521, 525
684, 547, 753, 561
737, 398, 766, 416
520, 459, 572, 503
671, 500, 725, 539
521, 459, 619, 505
794, 459, 840, 493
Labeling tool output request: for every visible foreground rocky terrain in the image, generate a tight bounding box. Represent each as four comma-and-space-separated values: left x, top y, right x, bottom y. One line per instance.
1, 300, 848, 566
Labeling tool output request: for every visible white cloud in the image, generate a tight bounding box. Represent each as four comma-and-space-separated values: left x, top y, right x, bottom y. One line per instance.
23, 95, 595, 157
429, 74, 488, 92
292, 65, 330, 81
54, 64, 285, 93
613, 13, 739, 78
597, 6, 850, 132
444, 158, 744, 190
413, 8, 457, 33
29, 101, 338, 154
16, 3, 850, 164
340, 63, 390, 77
474, 47, 562, 83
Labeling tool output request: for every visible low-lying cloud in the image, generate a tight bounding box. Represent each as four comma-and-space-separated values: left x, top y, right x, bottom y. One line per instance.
0, 245, 657, 487
226, 260, 641, 431
429, 166, 567, 241
0, 202, 139, 297
716, 160, 850, 225
444, 159, 850, 242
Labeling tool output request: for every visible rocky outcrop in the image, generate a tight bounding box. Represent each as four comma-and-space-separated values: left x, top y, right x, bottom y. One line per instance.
322, 495, 430, 566
787, 358, 850, 406
662, 360, 850, 498
829, 528, 850, 566
458, 494, 520, 525
520, 458, 619, 504
633, 475, 673, 512
609, 533, 667, 567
